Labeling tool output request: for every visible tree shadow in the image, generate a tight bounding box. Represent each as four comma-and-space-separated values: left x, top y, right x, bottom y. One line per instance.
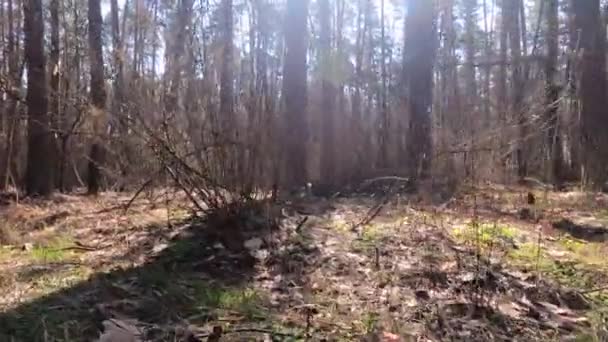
0, 201, 281, 341
552, 218, 608, 242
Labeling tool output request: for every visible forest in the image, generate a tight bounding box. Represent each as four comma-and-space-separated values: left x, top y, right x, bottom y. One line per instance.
1, 0, 608, 340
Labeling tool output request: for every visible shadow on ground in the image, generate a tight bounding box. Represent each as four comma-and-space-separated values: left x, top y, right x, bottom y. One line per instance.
0, 201, 286, 341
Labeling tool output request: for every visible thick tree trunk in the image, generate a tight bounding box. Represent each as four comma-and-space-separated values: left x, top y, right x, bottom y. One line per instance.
405, 0, 436, 178
87, 0, 107, 194
24, 0, 55, 196
572, 0, 608, 186
282, 0, 309, 188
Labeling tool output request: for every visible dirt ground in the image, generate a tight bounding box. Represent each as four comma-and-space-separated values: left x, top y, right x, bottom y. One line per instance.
0, 185, 607, 341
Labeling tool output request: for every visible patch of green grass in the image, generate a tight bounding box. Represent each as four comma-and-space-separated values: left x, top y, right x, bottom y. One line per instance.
554, 236, 608, 276
29, 246, 68, 263
191, 283, 266, 320
28, 235, 74, 263
361, 311, 380, 334
508, 242, 545, 266
559, 237, 587, 253
508, 242, 608, 290
360, 224, 382, 243
453, 221, 517, 249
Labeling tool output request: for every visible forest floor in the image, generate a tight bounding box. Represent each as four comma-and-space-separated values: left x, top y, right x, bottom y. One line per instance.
0, 184, 607, 341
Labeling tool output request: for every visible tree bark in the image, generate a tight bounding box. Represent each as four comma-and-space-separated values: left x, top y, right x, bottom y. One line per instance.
319, 0, 336, 185
50, 0, 61, 187
165, 0, 193, 115
572, 0, 608, 186
110, 0, 125, 131
219, 0, 235, 182
24, 0, 55, 196
504, 0, 526, 180
87, 0, 107, 194
283, 0, 309, 188
544, 0, 562, 187
405, 0, 436, 178
463, 0, 477, 177
379, 0, 389, 168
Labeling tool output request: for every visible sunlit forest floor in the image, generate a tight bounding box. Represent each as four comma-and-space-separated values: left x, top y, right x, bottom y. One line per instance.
0, 184, 607, 341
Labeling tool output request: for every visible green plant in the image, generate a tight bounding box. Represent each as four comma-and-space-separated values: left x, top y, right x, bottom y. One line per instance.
362, 312, 379, 334
453, 222, 516, 249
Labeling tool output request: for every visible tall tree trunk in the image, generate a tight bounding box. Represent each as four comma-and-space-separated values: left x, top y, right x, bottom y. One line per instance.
505, 0, 526, 180
379, 0, 389, 168
482, 0, 492, 128
219, 0, 234, 136
572, 0, 608, 186
1, 0, 20, 190
24, 0, 55, 196
319, 0, 336, 186
50, 0, 61, 187
463, 0, 477, 177
110, 0, 125, 131
219, 0, 235, 182
544, 0, 562, 187
495, 0, 508, 179
352, 0, 365, 173
165, 0, 193, 115
405, 0, 436, 178
283, 0, 309, 188
87, 0, 107, 194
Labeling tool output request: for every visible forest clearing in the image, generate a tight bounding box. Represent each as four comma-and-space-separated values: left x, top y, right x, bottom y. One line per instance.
0, 184, 608, 341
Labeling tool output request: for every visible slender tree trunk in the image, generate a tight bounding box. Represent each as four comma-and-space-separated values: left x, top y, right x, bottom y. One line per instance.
50, 0, 61, 188
24, 0, 55, 196
165, 0, 193, 115
87, 0, 107, 194
352, 0, 365, 173
283, 0, 309, 188
380, 0, 389, 168
463, 0, 477, 177
496, 0, 508, 180
219, 0, 235, 182
482, 0, 492, 128
1, 0, 19, 190
110, 0, 125, 130
505, 0, 526, 180
544, 0, 562, 187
